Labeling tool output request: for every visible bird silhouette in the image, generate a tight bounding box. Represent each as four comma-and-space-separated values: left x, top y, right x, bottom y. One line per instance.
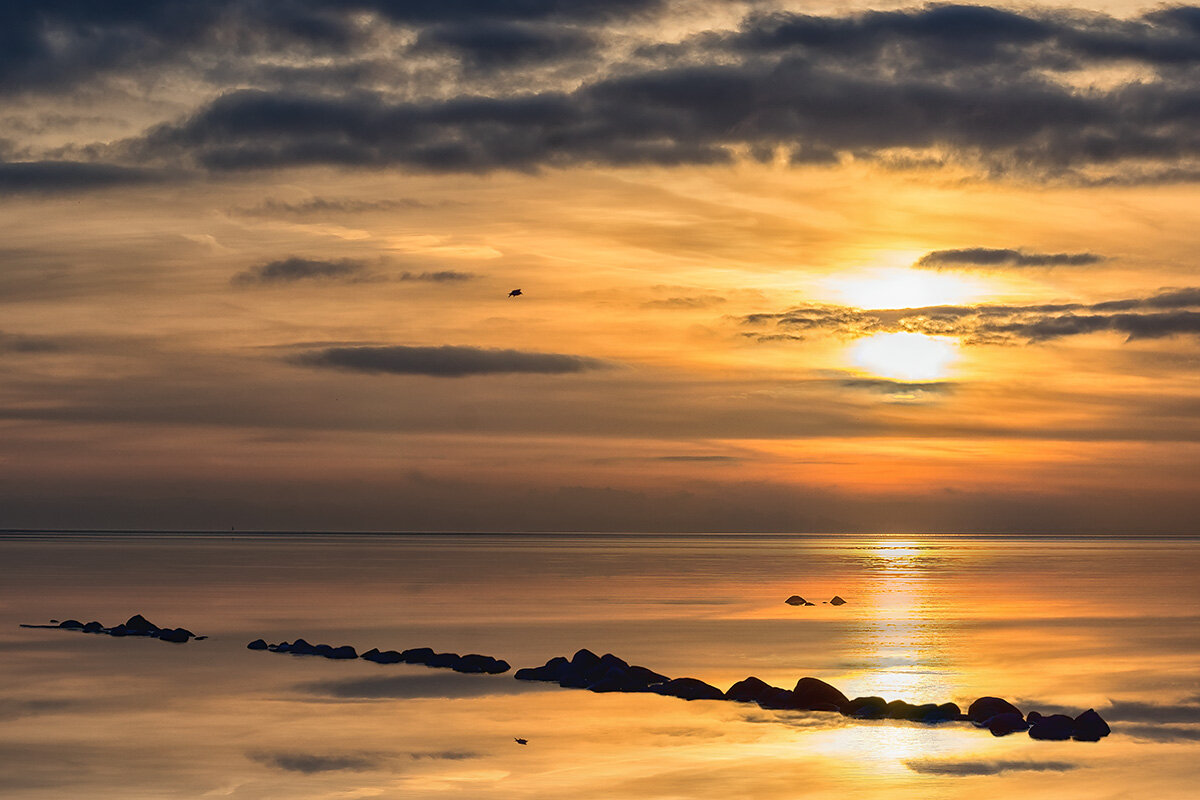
514, 738, 528, 745
508, 289, 522, 297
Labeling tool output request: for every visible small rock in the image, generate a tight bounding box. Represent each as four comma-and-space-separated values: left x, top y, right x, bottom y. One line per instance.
843, 696, 888, 719
829, 596, 847, 606
1028, 714, 1074, 740
1072, 708, 1111, 741
784, 596, 806, 606
984, 712, 1029, 736
968, 697, 1022, 723
247, 639, 269, 650
725, 676, 776, 703
651, 677, 725, 701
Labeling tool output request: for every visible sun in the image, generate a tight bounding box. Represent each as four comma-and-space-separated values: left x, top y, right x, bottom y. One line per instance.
851, 332, 958, 382
826, 267, 986, 310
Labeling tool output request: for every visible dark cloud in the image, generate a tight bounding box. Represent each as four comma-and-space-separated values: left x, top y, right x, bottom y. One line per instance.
1118, 724, 1200, 742
397, 270, 474, 282
917, 248, 1106, 268
249, 751, 381, 774
243, 196, 439, 215
293, 344, 610, 377
0, 161, 157, 194
232, 257, 371, 285
905, 759, 1076, 776
839, 378, 955, 394
1103, 698, 1200, 724
643, 295, 727, 309
742, 287, 1200, 345
0, 332, 61, 354
414, 22, 597, 67
410, 751, 479, 761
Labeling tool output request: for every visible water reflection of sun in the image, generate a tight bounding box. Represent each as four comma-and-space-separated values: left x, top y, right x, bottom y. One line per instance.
851, 332, 958, 382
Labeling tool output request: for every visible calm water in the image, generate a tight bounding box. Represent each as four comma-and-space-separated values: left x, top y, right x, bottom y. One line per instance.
1, 533, 1197, 799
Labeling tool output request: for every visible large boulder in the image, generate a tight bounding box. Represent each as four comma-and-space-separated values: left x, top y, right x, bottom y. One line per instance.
514, 656, 570, 682
652, 677, 725, 701
82, 621, 105, 633
968, 697, 1022, 723
756, 687, 798, 709
984, 712, 1029, 736
124, 614, 159, 634
843, 696, 888, 719
920, 703, 963, 723
885, 700, 919, 720
1072, 709, 1111, 741
725, 676, 775, 703
792, 677, 849, 710
1028, 714, 1074, 740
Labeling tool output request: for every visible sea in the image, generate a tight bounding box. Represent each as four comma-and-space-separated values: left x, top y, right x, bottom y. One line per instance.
1, 533, 1197, 799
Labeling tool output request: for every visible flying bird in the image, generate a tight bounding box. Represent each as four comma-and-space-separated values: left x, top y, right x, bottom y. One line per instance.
514, 738, 528, 745
508, 289, 522, 297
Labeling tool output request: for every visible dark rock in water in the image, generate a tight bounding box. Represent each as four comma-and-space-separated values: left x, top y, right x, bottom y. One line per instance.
844, 696, 889, 719
792, 677, 849, 710
1026, 711, 1045, 726
108, 625, 130, 637
921, 702, 962, 723
628, 665, 669, 687
361, 649, 404, 664
588, 663, 668, 692
652, 677, 725, 701
124, 614, 158, 633
968, 696, 1022, 723
1072, 708, 1111, 741
455, 654, 510, 674
400, 647, 436, 664
156, 628, 190, 643
784, 596, 806, 606
313, 644, 335, 657
58, 620, 84, 630
514, 656, 570, 682
82, 621, 104, 633
829, 596, 847, 606
1028, 714, 1074, 740
803, 601, 815, 606
247, 639, 269, 650
329, 645, 357, 660
726, 677, 776, 703
886, 700, 919, 720
757, 687, 798, 709
288, 638, 316, 655
984, 712, 1029, 736
425, 652, 461, 668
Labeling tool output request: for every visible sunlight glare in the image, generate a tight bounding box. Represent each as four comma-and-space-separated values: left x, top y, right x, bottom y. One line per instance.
851, 333, 958, 382
827, 267, 985, 310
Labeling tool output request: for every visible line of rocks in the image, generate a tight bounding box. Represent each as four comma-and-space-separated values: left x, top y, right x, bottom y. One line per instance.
515, 649, 1110, 742
19, 615, 203, 643
785, 595, 846, 606
246, 639, 510, 674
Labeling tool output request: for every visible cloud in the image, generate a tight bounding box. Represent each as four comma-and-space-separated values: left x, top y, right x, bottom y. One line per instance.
0, 161, 157, 194
293, 344, 610, 377
838, 378, 955, 394
906, 759, 1076, 776
243, 196, 439, 214
643, 295, 727, 309
413, 22, 598, 68
0, 331, 61, 353
1118, 724, 1200, 742
1103, 699, 1200, 724
742, 288, 1200, 345
397, 270, 474, 282
249, 751, 381, 774
232, 256, 372, 285
917, 248, 1105, 268
409, 751, 479, 761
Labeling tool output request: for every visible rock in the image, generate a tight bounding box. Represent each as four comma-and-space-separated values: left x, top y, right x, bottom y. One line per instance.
156, 628, 190, 643
123, 614, 158, 633
82, 621, 104, 633
287, 638, 316, 655
58, 620, 84, 629
984, 712, 1029, 736
757, 687, 798, 709
399, 647, 435, 664
1028, 714, 1074, 740
968, 697, 1022, 723
328, 645, 358, 660
803, 601, 815, 606
361, 649, 404, 664
514, 656, 570, 682
921, 703, 962, 723
843, 696, 888, 719
1072, 708, 1111, 741
792, 677, 850, 710
829, 596, 847, 606
725, 676, 776, 703
785, 596, 806, 606
885, 700, 919, 720
627, 665, 669, 688
425, 652, 461, 668
652, 677, 726, 701
247, 639, 269, 650
455, 654, 510, 674
1026, 711, 1045, 726
108, 625, 130, 637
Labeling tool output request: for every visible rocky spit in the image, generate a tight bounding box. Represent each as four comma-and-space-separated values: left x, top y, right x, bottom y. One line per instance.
17, 620, 1111, 741
19, 615, 203, 643
516, 649, 1111, 743
247, 638, 510, 674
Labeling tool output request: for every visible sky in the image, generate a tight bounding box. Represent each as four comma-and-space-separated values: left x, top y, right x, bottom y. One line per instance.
3, 0, 1200, 533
